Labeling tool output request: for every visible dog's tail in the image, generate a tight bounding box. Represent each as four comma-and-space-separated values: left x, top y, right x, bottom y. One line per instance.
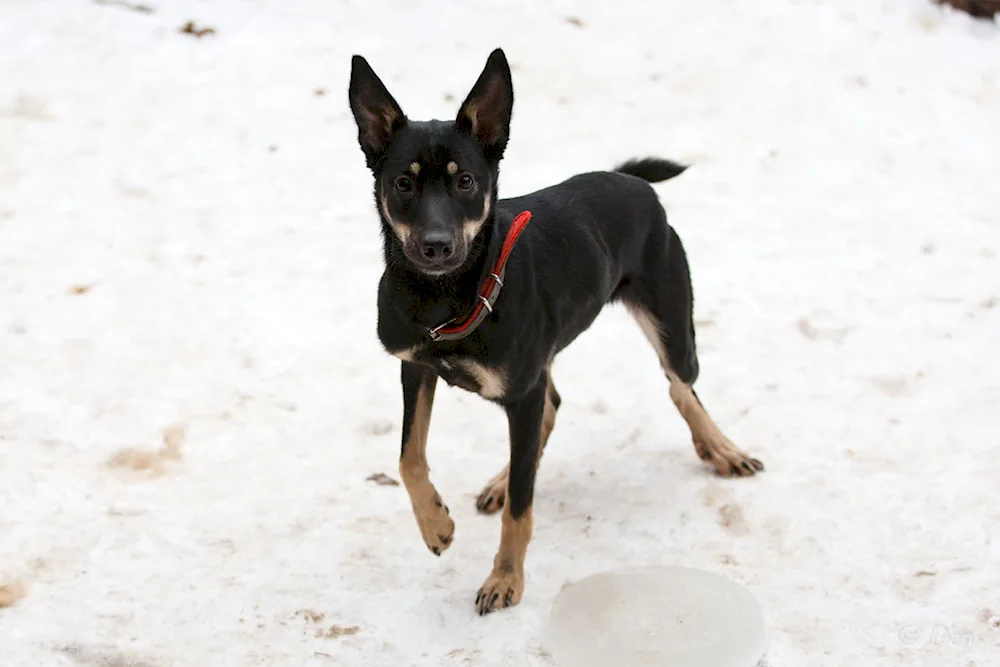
614, 157, 688, 183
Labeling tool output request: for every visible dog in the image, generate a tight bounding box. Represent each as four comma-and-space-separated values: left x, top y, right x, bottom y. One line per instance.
348, 48, 763, 616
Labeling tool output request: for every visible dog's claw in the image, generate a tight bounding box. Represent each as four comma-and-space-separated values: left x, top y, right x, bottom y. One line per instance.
694, 435, 764, 478
476, 467, 509, 515
475, 487, 505, 514
411, 487, 454, 556
476, 569, 524, 615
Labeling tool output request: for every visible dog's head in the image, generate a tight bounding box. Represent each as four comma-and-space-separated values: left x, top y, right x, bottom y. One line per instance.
349, 49, 513, 276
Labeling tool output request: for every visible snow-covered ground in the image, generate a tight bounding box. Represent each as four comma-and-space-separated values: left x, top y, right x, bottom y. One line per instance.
2, 0, 998, 665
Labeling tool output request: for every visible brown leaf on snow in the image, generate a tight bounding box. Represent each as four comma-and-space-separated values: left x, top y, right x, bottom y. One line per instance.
316, 624, 360, 639
366, 473, 399, 487
107, 423, 187, 474
107, 448, 164, 473
294, 609, 326, 623
180, 21, 216, 38
0, 578, 28, 608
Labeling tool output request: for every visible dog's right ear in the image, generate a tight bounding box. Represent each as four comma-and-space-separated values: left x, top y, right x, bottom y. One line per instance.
349, 55, 407, 168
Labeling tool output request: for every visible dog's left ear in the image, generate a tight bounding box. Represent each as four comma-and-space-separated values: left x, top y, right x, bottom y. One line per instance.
349, 55, 407, 168
455, 48, 513, 162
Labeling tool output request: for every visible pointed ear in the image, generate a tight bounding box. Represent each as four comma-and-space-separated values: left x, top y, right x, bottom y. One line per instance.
455, 48, 513, 162
349, 55, 407, 167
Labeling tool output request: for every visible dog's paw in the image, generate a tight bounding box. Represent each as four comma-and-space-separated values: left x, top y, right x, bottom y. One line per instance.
475, 471, 507, 515
475, 568, 523, 615
694, 435, 765, 477
412, 493, 455, 556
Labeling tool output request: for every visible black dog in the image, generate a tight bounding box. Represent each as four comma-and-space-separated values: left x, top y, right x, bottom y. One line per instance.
348, 48, 763, 616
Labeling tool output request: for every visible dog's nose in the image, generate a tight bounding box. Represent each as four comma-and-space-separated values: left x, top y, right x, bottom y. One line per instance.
421, 230, 455, 262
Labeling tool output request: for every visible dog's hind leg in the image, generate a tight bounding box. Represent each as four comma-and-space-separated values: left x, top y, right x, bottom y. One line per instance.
624, 225, 764, 477
476, 369, 560, 514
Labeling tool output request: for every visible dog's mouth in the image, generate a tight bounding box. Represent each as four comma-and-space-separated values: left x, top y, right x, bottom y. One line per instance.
405, 249, 468, 277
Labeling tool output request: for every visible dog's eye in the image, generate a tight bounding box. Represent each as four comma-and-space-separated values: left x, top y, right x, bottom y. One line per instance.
457, 173, 475, 191
394, 175, 413, 193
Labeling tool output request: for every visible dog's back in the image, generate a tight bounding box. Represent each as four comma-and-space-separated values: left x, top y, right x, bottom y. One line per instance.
497, 157, 687, 249
495, 157, 690, 346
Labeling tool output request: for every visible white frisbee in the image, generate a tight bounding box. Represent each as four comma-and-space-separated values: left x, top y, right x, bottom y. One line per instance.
543, 566, 767, 667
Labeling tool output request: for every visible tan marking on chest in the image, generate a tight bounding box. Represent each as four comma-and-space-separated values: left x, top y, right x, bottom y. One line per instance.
455, 359, 507, 399
392, 346, 419, 362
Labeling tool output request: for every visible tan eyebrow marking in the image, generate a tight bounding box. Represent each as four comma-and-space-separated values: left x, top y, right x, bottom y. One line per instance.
447, 161, 459, 175
409, 162, 421, 175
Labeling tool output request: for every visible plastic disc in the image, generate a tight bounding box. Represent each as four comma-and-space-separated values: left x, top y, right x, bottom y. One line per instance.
543, 566, 767, 667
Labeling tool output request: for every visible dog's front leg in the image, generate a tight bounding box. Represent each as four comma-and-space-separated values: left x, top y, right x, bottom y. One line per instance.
399, 361, 455, 556
476, 378, 546, 615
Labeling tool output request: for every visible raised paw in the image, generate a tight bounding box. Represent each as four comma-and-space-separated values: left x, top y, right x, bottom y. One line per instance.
475, 466, 508, 515
694, 434, 765, 478
412, 493, 455, 556
475, 567, 524, 615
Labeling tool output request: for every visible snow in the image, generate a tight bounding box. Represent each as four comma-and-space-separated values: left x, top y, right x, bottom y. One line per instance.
1, 0, 998, 665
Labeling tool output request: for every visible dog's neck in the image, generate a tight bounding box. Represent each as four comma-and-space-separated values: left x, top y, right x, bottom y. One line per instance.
381, 212, 502, 332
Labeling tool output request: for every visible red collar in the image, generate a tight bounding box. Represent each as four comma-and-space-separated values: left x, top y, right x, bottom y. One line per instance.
428, 210, 532, 342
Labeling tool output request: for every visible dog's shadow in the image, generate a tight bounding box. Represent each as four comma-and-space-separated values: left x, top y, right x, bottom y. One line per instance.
532, 433, 705, 528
